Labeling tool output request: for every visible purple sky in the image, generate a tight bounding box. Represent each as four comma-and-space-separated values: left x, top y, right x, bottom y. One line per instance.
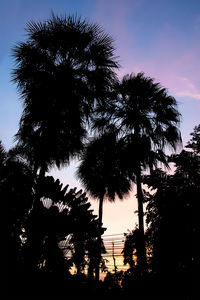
1, 0, 200, 234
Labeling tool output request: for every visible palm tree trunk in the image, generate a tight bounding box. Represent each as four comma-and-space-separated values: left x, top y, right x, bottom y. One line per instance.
95, 194, 104, 281
88, 257, 94, 280
33, 163, 38, 179
39, 164, 46, 179
112, 242, 117, 274
98, 194, 104, 229
32, 164, 46, 212
136, 164, 147, 273
77, 265, 81, 276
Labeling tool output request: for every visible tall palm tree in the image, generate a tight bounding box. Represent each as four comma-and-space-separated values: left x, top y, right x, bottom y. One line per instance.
111, 72, 182, 271
12, 13, 119, 177
77, 128, 132, 280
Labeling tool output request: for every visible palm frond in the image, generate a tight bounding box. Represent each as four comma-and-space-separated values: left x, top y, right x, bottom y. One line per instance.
76, 131, 132, 202
11, 13, 119, 173
112, 72, 182, 174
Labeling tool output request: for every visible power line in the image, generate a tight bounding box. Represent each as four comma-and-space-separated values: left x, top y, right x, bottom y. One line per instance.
103, 233, 124, 237
103, 254, 123, 257
103, 239, 125, 242
60, 232, 129, 274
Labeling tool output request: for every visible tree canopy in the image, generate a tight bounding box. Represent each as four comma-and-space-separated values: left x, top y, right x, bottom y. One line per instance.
6, 12, 198, 298
12, 14, 119, 175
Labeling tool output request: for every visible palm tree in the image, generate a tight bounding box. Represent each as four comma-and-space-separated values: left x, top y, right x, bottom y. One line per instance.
111, 72, 182, 271
77, 129, 132, 280
12, 13, 119, 177
0, 141, 7, 179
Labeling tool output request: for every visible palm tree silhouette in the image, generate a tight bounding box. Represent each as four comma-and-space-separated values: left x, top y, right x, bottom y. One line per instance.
0, 141, 7, 178
112, 72, 182, 271
77, 128, 132, 280
12, 13, 119, 177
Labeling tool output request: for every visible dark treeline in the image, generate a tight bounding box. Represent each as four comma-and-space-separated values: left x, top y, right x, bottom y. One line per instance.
120, 124, 200, 297
4, 13, 198, 298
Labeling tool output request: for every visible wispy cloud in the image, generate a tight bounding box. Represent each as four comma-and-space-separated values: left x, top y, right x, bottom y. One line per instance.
92, 2, 200, 100
175, 77, 200, 100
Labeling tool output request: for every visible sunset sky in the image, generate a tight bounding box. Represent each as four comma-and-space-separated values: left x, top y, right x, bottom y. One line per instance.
1, 0, 200, 235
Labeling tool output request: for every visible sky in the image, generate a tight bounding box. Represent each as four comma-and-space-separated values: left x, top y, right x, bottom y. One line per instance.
1, 0, 200, 235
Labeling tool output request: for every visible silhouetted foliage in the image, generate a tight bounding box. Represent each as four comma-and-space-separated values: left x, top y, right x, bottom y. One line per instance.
9, 14, 119, 292
12, 13, 119, 177
77, 129, 132, 201
186, 124, 200, 154
142, 125, 200, 296
119, 126, 199, 297
77, 128, 132, 280
6, 168, 104, 296
106, 72, 182, 272
103, 270, 123, 295
122, 228, 139, 272
2, 146, 34, 298
22, 176, 101, 275
6, 9, 199, 297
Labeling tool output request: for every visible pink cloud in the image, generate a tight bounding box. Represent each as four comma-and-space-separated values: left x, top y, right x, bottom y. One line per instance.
174, 77, 200, 100
118, 32, 200, 101
92, 4, 200, 101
